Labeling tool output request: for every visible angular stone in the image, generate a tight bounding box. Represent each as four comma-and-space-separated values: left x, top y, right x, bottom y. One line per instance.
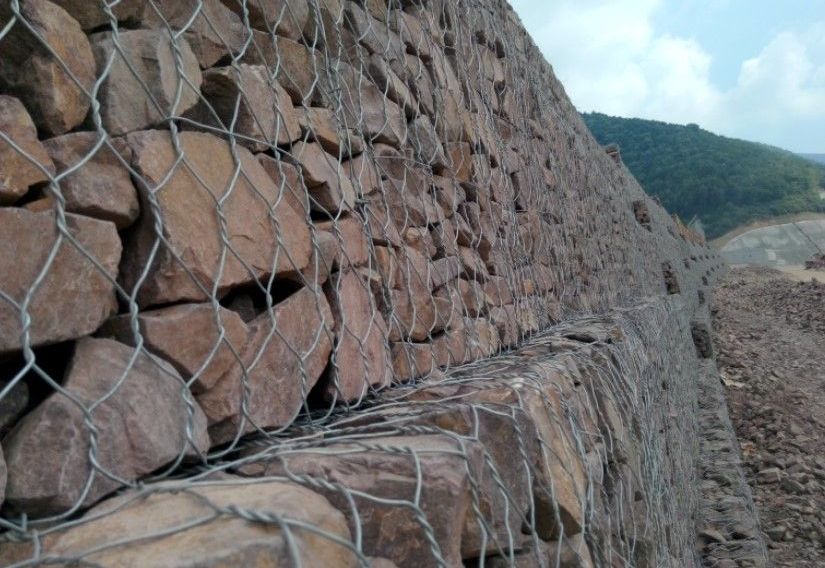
49, 0, 143, 29
100, 304, 248, 393
364, 191, 403, 247
404, 227, 437, 258
430, 257, 463, 290
366, 53, 416, 116
391, 341, 436, 380
0, 478, 357, 566
0, 378, 29, 438
324, 270, 392, 402
3, 337, 210, 516
387, 289, 439, 342
432, 176, 466, 218
490, 305, 519, 347
486, 534, 594, 567
42, 132, 139, 228
0, 0, 95, 135
0, 96, 54, 204
316, 215, 370, 269
409, 115, 447, 169
241, 33, 324, 105
256, 154, 309, 219
0, 209, 121, 354
90, 30, 202, 135
186, 64, 300, 151
288, 141, 356, 213
120, 130, 311, 306
197, 286, 333, 444
340, 65, 406, 147
298, 106, 364, 158
140, 0, 246, 68
344, 153, 382, 197
221, 0, 309, 40
239, 435, 483, 568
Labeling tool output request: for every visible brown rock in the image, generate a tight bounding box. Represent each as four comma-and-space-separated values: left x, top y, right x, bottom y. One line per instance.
0, 209, 121, 354
120, 130, 311, 306
298, 106, 363, 158
391, 341, 436, 380
404, 227, 437, 258
0, 445, 5, 510
487, 534, 594, 567
0, 0, 95, 135
387, 289, 439, 342
186, 64, 300, 151
221, 0, 309, 40
430, 256, 463, 290
90, 30, 202, 135
0, 95, 54, 204
1, 478, 356, 566
409, 115, 447, 169
490, 305, 519, 347
364, 191, 403, 247
140, 0, 246, 68
288, 141, 356, 213
239, 435, 483, 568
42, 132, 139, 228
343, 153, 382, 197
3, 337, 210, 516
197, 286, 333, 444
49, 0, 142, 29
366, 53, 416, 115
100, 304, 248, 393
0, 378, 29, 438
432, 176, 466, 218
324, 270, 392, 402
340, 65, 406, 147
256, 154, 309, 219
316, 215, 370, 269
241, 33, 324, 105
444, 142, 473, 182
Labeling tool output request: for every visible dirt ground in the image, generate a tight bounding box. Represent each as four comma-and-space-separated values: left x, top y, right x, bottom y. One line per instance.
712, 266, 825, 567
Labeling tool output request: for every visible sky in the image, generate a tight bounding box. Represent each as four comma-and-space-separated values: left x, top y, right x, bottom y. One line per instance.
509, 0, 825, 153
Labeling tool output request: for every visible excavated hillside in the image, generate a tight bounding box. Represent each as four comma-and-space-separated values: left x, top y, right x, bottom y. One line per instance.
0, 0, 756, 566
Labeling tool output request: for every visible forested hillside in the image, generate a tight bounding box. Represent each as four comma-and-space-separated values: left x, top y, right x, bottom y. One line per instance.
801, 154, 825, 166
583, 113, 825, 238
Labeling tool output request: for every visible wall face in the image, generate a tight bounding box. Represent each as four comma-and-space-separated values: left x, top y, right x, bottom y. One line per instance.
0, 0, 729, 565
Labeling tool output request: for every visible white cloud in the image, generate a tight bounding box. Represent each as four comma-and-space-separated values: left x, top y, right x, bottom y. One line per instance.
510, 0, 825, 151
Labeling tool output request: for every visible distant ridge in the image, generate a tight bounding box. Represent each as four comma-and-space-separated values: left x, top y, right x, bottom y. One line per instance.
801, 154, 825, 166
582, 112, 825, 238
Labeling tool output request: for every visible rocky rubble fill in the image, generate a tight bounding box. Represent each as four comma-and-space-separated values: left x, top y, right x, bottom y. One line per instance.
713, 267, 825, 567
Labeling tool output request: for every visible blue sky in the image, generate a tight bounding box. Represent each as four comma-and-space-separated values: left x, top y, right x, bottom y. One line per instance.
509, 0, 825, 153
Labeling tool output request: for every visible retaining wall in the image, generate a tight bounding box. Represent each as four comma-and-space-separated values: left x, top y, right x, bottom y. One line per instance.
0, 0, 733, 565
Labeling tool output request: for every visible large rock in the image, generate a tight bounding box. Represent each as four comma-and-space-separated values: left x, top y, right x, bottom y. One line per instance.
42, 132, 139, 228
0, 0, 95, 135
49, 0, 143, 29
3, 337, 210, 516
139, 0, 246, 68
241, 33, 324, 105
0, 444, 6, 510
100, 303, 248, 393
120, 130, 311, 306
0, 209, 121, 354
323, 270, 393, 402
239, 435, 483, 568
0, 478, 357, 566
287, 141, 356, 213
197, 286, 333, 444
90, 30, 202, 135
185, 64, 300, 151
221, 0, 309, 40
0, 95, 54, 204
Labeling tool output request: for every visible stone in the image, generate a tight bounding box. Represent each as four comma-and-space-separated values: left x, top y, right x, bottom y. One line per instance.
42, 132, 139, 228
387, 288, 439, 342
316, 215, 370, 269
486, 534, 594, 567
49, 0, 143, 29
366, 53, 416, 116
197, 286, 333, 444
241, 33, 324, 105
140, 0, 246, 68
186, 64, 300, 151
0, 209, 121, 354
409, 115, 447, 169
221, 0, 309, 40
3, 337, 210, 516
120, 130, 311, 306
340, 65, 407, 147
0, 95, 54, 204
0, 478, 356, 566
256, 154, 309, 219
99, 304, 248, 393
90, 30, 202, 135
239, 435, 483, 568
288, 141, 356, 213
0, 378, 29, 438
430, 257, 463, 290
391, 341, 436, 380
324, 270, 393, 402
444, 142, 473, 182
490, 305, 519, 347
298, 106, 363, 158
344, 153, 382, 196
0, 0, 95, 135
404, 227, 437, 258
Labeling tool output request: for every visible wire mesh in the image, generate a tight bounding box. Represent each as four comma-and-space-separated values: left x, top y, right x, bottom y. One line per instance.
0, 0, 727, 565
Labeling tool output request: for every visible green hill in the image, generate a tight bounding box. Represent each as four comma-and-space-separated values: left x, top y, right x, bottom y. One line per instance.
582, 112, 825, 238
801, 154, 825, 166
